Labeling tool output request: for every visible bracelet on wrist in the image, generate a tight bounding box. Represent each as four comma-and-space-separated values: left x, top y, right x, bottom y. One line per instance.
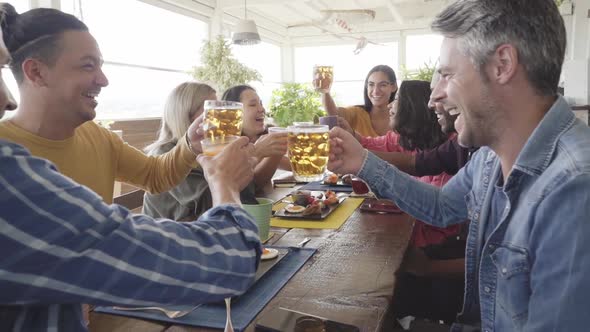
185, 133, 194, 153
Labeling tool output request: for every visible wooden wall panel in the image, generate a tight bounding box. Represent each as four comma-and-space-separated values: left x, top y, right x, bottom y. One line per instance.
109, 117, 162, 150
107, 118, 162, 195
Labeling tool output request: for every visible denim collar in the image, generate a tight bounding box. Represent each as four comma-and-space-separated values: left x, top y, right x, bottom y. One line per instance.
513, 96, 575, 176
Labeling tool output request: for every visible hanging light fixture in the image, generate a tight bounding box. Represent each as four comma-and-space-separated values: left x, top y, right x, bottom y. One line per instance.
232, 0, 261, 45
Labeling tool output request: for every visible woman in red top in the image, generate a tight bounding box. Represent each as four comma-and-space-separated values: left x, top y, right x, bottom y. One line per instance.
358, 80, 459, 247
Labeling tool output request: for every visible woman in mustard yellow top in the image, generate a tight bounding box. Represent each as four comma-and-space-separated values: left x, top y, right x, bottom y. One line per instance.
320, 65, 398, 137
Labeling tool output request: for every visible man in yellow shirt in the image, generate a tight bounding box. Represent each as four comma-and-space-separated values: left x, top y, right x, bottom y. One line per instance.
0, 6, 203, 203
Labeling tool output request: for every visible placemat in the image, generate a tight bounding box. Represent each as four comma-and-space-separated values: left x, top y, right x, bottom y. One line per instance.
298, 181, 354, 193
271, 197, 364, 229
94, 247, 316, 331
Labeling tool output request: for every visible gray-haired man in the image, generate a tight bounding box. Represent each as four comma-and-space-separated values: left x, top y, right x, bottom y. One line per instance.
328, 0, 590, 330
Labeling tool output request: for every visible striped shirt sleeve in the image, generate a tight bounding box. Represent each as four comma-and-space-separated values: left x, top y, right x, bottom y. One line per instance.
0, 141, 262, 308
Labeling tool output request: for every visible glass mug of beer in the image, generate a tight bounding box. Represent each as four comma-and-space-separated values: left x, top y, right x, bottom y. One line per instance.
313, 65, 333, 93
203, 100, 243, 140
201, 135, 240, 156
287, 124, 330, 182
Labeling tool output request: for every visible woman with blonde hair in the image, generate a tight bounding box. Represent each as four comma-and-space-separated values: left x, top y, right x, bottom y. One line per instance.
143, 82, 217, 220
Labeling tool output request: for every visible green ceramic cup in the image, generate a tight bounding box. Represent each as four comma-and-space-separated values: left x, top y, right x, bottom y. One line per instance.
242, 198, 273, 241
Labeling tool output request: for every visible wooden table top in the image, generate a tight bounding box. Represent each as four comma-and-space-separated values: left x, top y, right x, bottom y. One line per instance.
90, 186, 414, 332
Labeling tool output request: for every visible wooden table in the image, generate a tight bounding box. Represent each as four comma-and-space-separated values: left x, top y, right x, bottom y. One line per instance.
90, 186, 414, 332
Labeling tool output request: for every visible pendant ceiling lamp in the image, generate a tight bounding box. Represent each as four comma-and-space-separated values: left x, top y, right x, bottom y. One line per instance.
232, 0, 261, 45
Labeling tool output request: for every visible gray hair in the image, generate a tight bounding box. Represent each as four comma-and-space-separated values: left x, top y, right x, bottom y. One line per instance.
431, 0, 565, 96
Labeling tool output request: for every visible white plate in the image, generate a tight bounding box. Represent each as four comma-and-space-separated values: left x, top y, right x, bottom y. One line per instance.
261, 248, 279, 260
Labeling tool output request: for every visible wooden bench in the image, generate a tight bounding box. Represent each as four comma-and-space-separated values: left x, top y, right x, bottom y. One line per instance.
113, 189, 145, 213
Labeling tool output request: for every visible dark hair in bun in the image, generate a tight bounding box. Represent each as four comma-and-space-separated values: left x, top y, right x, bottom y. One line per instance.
0, 3, 88, 83
0, 3, 17, 38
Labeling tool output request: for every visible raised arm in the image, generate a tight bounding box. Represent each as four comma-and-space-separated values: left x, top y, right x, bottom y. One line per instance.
252, 132, 289, 189
328, 127, 470, 228
0, 140, 261, 307
359, 131, 403, 153
321, 92, 339, 116
114, 115, 209, 195
372, 151, 417, 175
413, 136, 468, 177
114, 132, 197, 195
371, 136, 468, 178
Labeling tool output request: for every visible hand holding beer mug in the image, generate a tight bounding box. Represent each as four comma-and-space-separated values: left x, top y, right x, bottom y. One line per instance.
201, 135, 240, 156
312, 65, 333, 93
254, 127, 288, 159
201, 100, 243, 155
287, 124, 330, 182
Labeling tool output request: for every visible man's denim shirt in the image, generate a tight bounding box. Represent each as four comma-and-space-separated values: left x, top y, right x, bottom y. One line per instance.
359, 96, 590, 331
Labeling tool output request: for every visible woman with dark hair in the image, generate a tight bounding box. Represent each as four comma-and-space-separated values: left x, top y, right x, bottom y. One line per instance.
389, 80, 447, 152
359, 80, 460, 247
321, 65, 398, 137
222, 85, 288, 201
222, 85, 267, 140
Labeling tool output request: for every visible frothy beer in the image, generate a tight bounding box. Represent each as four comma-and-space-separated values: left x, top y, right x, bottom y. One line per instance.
313, 65, 333, 93
204, 100, 243, 140
287, 125, 330, 182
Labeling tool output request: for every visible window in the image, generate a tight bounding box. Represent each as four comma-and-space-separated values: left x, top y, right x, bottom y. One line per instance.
233, 42, 282, 108
94, 65, 192, 120
405, 34, 443, 71
294, 43, 399, 106
9, 0, 29, 13
1, 0, 30, 113
61, 0, 208, 119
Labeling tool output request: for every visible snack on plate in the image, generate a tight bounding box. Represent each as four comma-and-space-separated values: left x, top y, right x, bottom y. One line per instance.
323, 173, 339, 185
282, 190, 340, 216
285, 204, 306, 213
261, 248, 279, 260
324, 196, 339, 206
292, 190, 312, 206
323, 190, 339, 206
341, 174, 354, 185
302, 203, 322, 216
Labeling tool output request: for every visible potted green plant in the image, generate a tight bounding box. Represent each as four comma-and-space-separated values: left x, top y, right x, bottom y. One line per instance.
268, 83, 325, 127
192, 35, 261, 93
401, 59, 437, 83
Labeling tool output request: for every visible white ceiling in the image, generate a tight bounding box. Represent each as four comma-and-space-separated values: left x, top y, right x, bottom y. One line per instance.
227, 0, 450, 44
157, 0, 451, 45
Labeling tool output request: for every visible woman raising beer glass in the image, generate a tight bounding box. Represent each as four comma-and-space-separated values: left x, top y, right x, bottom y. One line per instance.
317, 64, 398, 137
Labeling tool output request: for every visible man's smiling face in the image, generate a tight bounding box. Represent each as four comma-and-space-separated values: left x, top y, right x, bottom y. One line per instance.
432, 37, 498, 148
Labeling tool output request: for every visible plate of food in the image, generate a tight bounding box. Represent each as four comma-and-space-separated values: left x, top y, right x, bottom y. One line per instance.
274, 190, 346, 220
228, 247, 288, 304
359, 198, 403, 214
322, 173, 353, 187
255, 247, 288, 281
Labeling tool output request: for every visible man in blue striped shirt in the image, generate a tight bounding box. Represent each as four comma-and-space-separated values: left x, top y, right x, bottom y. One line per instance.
0, 15, 262, 332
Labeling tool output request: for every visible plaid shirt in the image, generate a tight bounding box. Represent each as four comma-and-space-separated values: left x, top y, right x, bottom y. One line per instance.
0, 140, 261, 331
